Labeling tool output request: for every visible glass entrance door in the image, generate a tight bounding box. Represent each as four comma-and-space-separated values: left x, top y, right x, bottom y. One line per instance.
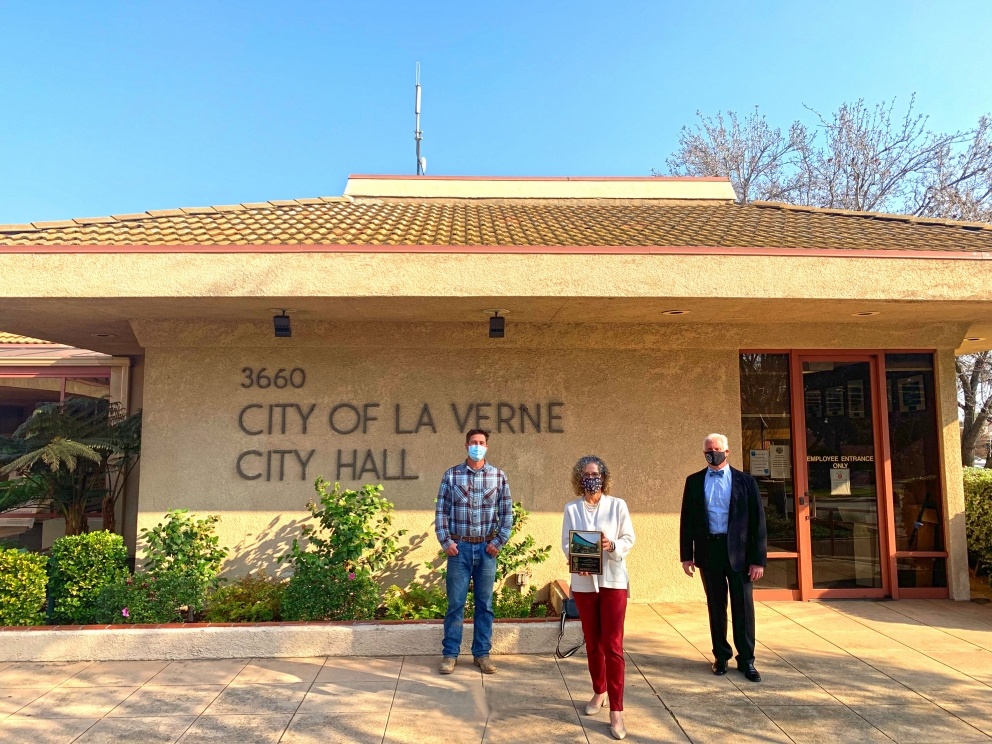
799, 357, 886, 596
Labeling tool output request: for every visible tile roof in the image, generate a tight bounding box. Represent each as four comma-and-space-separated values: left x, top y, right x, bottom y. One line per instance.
0, 332, 55, 344
1, 198, 991, 252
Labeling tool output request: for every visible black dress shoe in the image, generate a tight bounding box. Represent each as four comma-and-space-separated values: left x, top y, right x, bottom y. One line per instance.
711, 659, 728, 675
738, 661, 761, 682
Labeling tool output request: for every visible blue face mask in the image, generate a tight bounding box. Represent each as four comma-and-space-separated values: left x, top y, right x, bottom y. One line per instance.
467, 444, 487, 461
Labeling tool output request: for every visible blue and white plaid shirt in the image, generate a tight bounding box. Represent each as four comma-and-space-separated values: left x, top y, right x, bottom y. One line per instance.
435, 461, 513, 551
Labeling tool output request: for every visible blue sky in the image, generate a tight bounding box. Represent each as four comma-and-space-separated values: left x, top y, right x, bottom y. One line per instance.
1, 1, 990, 223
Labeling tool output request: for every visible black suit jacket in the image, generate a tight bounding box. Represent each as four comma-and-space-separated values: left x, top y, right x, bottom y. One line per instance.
679, 466, 767, 572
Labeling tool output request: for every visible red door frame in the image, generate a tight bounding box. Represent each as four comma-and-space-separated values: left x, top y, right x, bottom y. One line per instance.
793, 353, 891, 599
751, 349, 949, 601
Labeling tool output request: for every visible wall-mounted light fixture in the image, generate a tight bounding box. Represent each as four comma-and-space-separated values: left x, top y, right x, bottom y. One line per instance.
966, 337, 985, 342
273, 310, 292, 338
661, 309, 689, 316
853, 311, 879, 317
489, 311, 505, 339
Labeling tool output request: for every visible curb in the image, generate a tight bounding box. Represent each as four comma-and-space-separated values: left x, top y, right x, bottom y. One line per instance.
0, 616, 584, 662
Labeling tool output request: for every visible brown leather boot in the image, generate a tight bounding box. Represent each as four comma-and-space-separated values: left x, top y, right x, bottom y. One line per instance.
473, 656, 497, 674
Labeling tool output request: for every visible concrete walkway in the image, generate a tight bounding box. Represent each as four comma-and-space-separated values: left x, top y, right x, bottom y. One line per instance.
0, 599, 990, 743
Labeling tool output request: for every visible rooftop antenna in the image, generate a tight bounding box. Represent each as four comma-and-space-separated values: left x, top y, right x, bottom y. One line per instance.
415, 63, 426, 175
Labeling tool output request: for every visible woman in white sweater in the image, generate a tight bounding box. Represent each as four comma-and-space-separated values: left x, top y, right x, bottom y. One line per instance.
561, 455, 635, 741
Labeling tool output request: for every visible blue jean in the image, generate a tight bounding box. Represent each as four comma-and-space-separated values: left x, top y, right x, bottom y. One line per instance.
442, 541, 497, 658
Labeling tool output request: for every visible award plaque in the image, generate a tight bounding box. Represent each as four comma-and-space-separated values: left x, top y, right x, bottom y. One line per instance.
568, 530, 604, 574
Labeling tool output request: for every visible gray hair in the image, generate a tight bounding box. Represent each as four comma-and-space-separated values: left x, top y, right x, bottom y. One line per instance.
704, 433, 729, 450
571, 455, 611, 497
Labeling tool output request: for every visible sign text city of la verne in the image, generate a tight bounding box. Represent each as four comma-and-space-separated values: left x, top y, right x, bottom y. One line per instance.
235, 395, 564, 484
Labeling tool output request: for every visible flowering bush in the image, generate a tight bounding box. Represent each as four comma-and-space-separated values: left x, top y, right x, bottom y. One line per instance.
92, 570, 203, 624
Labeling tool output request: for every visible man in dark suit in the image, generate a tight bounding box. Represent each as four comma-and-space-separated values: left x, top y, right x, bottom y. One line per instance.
680, 433, 767, 682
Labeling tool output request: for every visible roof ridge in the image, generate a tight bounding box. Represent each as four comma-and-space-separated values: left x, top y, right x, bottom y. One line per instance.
0, 197, 353, 234
750, 201, 992, 232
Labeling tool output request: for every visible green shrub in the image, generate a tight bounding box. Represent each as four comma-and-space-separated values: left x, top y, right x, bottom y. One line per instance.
964, 467, 992, 578
205, 572, 286, 623
281, 479, 407, 574
93, 570, 203, 624
493, 586, 537, 619
381, 582, 448, 620
140, 509, 228, 614
0, 548, 48, 626
141, 509, 228, 583
380, 582, 538, 620
49, 531, 129, 624
278, 479, 406, 621
281, 565, 379, 621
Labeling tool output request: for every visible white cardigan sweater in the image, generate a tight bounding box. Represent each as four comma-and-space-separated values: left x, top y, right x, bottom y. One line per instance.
561, 494, 635, 593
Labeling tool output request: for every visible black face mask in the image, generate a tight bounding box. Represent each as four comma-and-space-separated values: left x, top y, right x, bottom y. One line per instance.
581, 475, 603, 494
705, 451, 727, 467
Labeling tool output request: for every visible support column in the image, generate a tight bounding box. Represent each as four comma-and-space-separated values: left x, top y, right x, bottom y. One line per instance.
935, 348, 969, 600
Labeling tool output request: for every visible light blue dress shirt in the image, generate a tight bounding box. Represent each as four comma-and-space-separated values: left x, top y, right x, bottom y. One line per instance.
704, 466, 731, 534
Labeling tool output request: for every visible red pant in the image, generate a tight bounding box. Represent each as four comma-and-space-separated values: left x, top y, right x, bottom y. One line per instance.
573, 588, 627, 711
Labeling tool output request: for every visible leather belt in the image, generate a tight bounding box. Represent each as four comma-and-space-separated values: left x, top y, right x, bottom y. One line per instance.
451, 532, 497, 544
708, 533, 728, 540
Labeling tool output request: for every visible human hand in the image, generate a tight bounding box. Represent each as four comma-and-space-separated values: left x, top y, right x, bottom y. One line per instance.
600, 535, 614, 552
578, 571, 590, 577
486, 543, 500, 557
681, 560, 695, 577
749, 565, 764, 581
444, 543, 459, 557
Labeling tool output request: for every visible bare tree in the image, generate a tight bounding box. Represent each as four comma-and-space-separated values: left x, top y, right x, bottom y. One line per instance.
795, 96, 968, 212
663, 96, 992, 218
914, 115, 992, 221
661, 108, 810, 203
958, 353, 992, 468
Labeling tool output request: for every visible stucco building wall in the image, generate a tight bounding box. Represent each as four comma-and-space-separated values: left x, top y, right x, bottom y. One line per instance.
133, 319, 968, 602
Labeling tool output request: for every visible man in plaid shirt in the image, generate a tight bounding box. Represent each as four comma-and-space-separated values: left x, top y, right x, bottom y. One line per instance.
435, 429, 513, 675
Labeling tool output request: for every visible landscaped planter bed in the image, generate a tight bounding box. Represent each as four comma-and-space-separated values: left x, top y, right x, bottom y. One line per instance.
0, 615, 582, 662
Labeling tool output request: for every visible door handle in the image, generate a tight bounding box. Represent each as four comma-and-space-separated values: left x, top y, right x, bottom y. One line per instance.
799, 494, 807, 506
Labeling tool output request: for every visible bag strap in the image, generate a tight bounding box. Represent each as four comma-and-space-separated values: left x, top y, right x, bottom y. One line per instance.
555, 597, 584, 659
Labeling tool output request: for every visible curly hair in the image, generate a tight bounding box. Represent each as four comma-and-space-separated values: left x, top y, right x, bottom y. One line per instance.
571, 455, 611, 497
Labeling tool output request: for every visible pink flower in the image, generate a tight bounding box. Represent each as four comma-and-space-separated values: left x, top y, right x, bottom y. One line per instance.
122, 607, 130, 618
348, 573, 356, 581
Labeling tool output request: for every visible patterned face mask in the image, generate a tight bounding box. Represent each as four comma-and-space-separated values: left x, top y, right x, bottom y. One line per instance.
581, 475, 603, 494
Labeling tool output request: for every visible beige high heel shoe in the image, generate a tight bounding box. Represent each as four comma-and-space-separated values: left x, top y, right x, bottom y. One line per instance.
610, 712, 627, 740
583, 694, 606, 715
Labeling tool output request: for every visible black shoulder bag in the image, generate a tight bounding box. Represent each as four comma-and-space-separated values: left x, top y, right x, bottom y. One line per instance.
555, 596, 584, 658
